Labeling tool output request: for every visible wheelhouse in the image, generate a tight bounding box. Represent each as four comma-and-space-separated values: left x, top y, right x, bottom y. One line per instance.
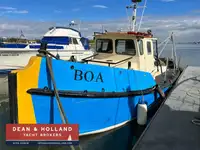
86, 31, 158, 74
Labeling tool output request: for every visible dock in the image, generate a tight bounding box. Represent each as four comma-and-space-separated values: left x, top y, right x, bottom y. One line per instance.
133, 66, 200, 150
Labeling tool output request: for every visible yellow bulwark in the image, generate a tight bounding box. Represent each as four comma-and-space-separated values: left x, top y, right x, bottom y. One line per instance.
11, 56, 42, 124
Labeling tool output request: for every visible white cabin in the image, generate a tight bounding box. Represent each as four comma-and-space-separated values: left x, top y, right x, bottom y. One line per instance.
86, 31, 164, 77
25, 27, 89, 51
0, 27, 94, 71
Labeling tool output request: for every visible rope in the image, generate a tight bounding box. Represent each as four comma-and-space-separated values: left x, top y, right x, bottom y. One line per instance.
37, 55, 83, 150
46, 56, 69, 124
191, 113, 200, 127
191, 119, 200, 126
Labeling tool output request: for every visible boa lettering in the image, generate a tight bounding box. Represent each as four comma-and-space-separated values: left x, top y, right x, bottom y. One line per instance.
74, 69, 103, 83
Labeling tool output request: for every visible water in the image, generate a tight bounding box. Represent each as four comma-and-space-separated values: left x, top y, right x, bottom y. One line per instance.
0, 44, 200, 150
159, 44, 200, 68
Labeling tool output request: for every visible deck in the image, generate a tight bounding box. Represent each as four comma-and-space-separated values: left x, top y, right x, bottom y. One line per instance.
132, 66, 200, 150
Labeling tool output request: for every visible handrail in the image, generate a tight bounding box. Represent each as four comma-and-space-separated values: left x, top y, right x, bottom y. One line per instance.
81, 53, 99, 61
93, 32, 103, 36
84, 56, 133, 66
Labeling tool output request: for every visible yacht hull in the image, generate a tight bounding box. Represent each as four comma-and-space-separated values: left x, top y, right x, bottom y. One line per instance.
0, 49, 94, 70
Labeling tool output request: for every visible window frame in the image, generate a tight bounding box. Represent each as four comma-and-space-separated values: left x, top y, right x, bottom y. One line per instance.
115, 39, 136, 56
138, 39, 144, 56
96, 39, 113, 53
41, 36, 70, 45
72, 38, 78, 45
147, 41, 152, 55
69, 38, 72, 44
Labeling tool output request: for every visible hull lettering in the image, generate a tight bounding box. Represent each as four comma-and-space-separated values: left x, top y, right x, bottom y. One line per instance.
74, 69, 103, 83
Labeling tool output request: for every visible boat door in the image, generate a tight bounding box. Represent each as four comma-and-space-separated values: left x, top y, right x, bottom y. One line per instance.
144, 39, 155, 72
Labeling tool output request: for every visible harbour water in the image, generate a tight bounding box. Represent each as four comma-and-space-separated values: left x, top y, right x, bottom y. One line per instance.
0, 44, 200, 150
159, 44, 200, 68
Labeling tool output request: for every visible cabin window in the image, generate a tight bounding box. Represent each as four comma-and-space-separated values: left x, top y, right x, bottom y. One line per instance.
138, 40, 143, 55
147, 41, 152, 55
115, 39, 136, 56
69, 38, 72, 44
80, 37, 90, 50
41, 37, 70, 45
72, 38, 78, 44
96, 39, 113, 53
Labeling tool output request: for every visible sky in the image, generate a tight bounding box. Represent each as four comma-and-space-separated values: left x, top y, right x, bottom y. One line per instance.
0, 0, 200, 42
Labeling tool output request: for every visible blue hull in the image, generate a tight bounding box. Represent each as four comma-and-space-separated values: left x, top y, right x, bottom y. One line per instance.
32, 88, 168, 135
8, 56, 171, 135
0, 43, 28, 48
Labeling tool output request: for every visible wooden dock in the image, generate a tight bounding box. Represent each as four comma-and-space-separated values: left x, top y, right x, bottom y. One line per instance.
132, 66, 200, 150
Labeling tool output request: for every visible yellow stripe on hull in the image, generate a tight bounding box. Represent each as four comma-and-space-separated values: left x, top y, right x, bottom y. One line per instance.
11, 56, 42, 124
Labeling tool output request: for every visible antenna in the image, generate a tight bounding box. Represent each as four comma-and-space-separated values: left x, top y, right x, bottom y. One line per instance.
101, 25, 104, 33
79, 20, 81, 32
19, 29, 26, 39
126, 0, 143, 32
171, 32, 178, 71
69, 20, 77, 27
138, 0, 147, 31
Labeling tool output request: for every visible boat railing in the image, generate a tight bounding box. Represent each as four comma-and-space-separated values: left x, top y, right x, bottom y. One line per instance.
81, 53, 99, 61
93, 32, 104, 37
83, 56, 133, 67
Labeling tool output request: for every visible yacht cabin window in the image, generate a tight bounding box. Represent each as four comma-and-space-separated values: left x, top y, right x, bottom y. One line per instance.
69, 38, 72, 44
147, 41, 152, 55
69, 38, 78, 45
96, 39, 113, 53
115, 39, 136, 56
41, 37, 69, 45
72, 38, 78, 44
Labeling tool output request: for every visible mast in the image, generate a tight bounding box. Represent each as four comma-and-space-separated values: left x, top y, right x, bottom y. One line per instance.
171, 32, 178, 71
126, 0, 142, 32
132, 2, 137, 31
79, 20, 81, 32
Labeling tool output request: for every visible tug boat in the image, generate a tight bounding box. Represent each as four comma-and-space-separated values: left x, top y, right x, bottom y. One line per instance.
7, 0, 181, 136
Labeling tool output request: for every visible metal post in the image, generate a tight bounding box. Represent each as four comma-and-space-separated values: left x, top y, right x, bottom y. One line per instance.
171, 32, 177, 73
132, 3, 137, 31
79, 20, 81, 32
156, 40, 159, 72
164, 57, 168, 83
171, 33, 174, 64
172, 33, 177, 70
